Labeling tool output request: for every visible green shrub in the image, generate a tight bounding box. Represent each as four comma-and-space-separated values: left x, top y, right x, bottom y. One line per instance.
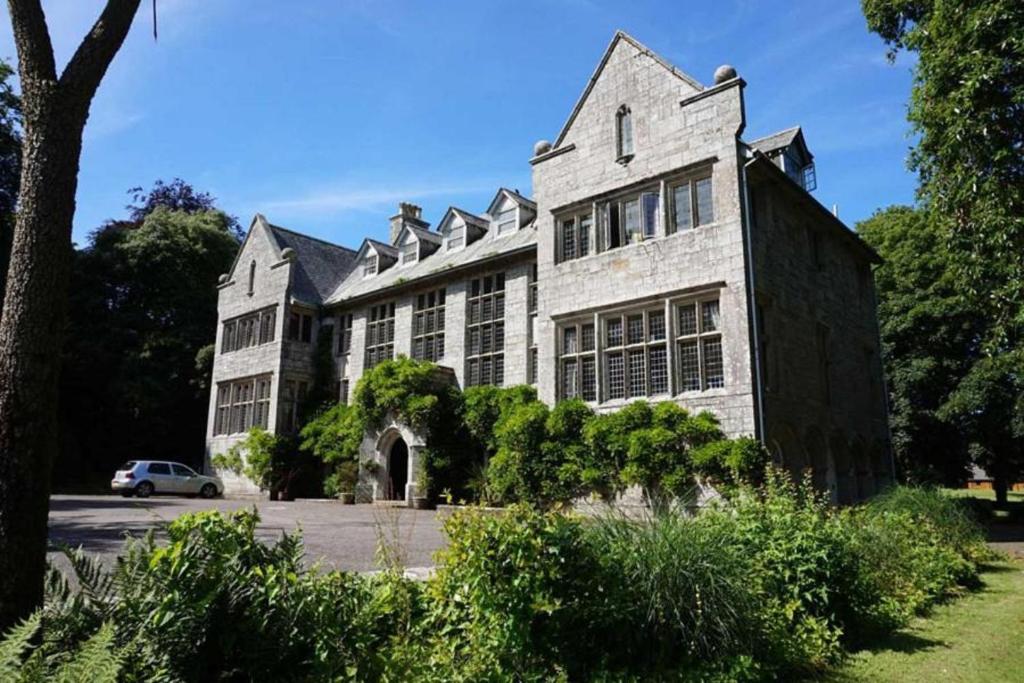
866, 485, 990, 565
583, 511, 761, 677
212, 427, 294, 492
427, 505, 596, 681
691, 436, 771, 486
462, 384, 537, 455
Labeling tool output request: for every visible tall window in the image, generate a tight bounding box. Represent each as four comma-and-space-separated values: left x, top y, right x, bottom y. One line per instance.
495, 207, 517, 236
466, 272, 505, 386
222, 307, 276, 354
364, 302, 395, 369
401, 239, 418, 264
559, 321, 597, 400
279, 379, 308, 433
557, 211, 592, 262
248, 260, 256, 295
213, 374, 273, 436
602, 309, 668, 400
600, 188, 659, 250
616, 105, 634, 160
337, 313, 353, 355
287, 310, 312, 343
412, 288, 446, 362
669, 174, 714, 234
362, 254, 377, 277
448, 224, 465, 250
675, 299, 723, 391
528, 264, 539, 384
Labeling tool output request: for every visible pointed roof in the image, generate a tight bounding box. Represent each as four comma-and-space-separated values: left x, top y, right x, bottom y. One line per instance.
487, 188, 536, 216
266, 222, 358, 303
404, 224, 442, 245
552, 31, 704, 148
444, 206, 490, 231
362, 238, 399, 259
749, 126, 812, 160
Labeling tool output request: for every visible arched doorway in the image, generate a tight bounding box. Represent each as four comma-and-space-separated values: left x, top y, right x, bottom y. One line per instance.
387, 437, 409, 501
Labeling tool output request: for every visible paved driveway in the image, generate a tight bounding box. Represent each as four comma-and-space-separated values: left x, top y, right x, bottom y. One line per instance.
47, 495, 448, 575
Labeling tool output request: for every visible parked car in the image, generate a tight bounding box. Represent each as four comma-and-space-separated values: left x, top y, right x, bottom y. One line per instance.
112, 461, 224, 499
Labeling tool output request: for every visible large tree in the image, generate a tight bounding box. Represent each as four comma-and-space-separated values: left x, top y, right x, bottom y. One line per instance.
862, 0, 1024, 350
58, 186, 238, 486
0, 0, 141, 630
0, 59, 22, 312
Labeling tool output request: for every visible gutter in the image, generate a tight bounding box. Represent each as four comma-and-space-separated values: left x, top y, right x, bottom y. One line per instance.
741, 150, 767, 443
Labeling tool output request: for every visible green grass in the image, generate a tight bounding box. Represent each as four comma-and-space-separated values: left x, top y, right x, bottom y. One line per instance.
829, 561, 1024, 682
944, 488, 1024, 503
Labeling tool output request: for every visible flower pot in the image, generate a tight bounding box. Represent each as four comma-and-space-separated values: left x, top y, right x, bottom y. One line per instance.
339, 492, 355, 505
412, 496, 431, 510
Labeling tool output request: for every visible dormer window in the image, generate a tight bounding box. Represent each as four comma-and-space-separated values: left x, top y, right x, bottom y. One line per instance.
616, 105, 634, 161
401, 240, 418, 264
448, 225, 465, 251
362, 254, 377, 277
495, 207, 517, 236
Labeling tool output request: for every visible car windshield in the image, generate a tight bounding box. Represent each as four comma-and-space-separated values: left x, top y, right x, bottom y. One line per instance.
120, 461, 137, 471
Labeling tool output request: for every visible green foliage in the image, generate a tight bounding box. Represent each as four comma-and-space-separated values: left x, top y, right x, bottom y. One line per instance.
863, 0, 1024, 350
212, 427, 289, 492
299, 402, 362, 465
462, 384, 538, 455
58, 194, 239, 484
20, 478, 991, 681
427, 505, 595, 680
691, 436, 771, 486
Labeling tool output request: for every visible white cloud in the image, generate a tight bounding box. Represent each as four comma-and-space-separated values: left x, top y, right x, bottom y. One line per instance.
260, 179, 501, 216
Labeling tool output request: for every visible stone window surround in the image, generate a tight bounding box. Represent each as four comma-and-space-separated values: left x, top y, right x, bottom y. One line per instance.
551, 161, 718, 267
365, 301, 396, 370
465, 271, 506, 387
411, 287, 446, 362
554, 287, 726, 406
221, 305, 277, 354
214, 374, 272, 436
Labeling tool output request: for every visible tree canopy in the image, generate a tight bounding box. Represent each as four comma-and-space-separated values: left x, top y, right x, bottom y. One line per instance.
862, 0, 1024, 350
57, 184, 239, 486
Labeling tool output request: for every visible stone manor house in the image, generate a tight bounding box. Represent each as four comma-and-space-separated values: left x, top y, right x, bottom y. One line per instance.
206, 32, 893, 502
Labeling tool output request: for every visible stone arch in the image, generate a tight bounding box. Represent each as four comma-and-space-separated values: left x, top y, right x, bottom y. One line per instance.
831, 431, 855, 505
870, 439, 890, 492
770, 423, 806, 483
358, 413, 428, 503
851, 436, 873, 500
804, 426, 832, 498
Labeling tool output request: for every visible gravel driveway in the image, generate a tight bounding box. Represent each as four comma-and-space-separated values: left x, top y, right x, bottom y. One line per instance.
47, 495, 448, 576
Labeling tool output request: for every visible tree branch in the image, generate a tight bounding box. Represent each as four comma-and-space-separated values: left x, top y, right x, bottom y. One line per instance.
6, 0, 57, 86
57, 0, 141, 103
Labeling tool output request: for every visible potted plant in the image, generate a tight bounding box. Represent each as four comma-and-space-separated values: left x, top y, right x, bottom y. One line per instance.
412, 459, 431, 510
336, 460, 359, 504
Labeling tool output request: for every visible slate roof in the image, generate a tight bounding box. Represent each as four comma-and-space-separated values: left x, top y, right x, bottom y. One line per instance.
499, 187, 537, 210
749, 126, 803, 155
326, 222, 537, 305
365, 238, 399, 259
267, 224, 358, 304
451, 207, 490, 229
407, 225, 442, 245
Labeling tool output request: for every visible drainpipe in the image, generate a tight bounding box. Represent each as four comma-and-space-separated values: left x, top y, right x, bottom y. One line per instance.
740, 151, 767, 443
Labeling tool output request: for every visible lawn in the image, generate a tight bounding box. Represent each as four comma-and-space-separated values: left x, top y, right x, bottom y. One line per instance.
830, 561, 1024, 682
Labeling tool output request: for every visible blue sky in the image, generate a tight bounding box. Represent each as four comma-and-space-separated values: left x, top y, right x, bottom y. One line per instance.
0, 1, 918, 248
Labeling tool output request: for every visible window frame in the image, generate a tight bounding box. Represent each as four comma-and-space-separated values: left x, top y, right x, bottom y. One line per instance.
558, 319, 598, 401
447, 224, 465, 251
364, 302, 396, 370
556, 211, 592, 263
362, 253, 378, 277
667, 173, 714, 235
616, 104, 634, 161
412, 288, 446, 362
600, 308, 669, 401
674, 297, 724, 393
495, 207, 517, 236
465, 272, 506, 387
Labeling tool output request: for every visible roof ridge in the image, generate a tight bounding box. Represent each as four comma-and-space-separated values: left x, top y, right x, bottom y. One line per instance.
268, 223, 357, 254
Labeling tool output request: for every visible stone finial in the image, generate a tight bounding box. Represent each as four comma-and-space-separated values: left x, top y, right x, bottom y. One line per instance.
217, 273, 229, 284
281, 247, 296, 261
533, 139, 552, 156
713, 64, 737, 84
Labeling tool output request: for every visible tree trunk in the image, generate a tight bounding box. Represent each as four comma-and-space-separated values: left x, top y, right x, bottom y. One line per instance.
993, 467, 1009, 509
0, 0, 140, 631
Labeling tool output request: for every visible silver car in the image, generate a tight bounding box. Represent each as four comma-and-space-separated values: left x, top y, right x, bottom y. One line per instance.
111, 460, 224, 499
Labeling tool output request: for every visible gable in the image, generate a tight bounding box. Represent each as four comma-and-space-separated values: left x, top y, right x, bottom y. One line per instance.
224, 214, 282, 282
553, 32, 703, 149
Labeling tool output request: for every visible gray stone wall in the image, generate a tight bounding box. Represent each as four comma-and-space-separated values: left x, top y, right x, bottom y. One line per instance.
749, 171, 892, 502
531, 37, 757, 436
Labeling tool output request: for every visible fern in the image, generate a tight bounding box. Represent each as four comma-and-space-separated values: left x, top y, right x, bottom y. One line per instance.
52, 622, 121, 683
0, 611, 41, 678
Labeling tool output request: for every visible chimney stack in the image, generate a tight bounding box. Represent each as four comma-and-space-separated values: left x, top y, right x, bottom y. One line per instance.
389, 202, 426, 244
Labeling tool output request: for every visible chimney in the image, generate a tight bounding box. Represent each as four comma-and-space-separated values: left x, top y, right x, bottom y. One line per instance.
389, 202, 425, 244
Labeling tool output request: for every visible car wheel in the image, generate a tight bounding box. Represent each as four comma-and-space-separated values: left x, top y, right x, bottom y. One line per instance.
200, 483, 217, 499
135, 481, 154, 498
